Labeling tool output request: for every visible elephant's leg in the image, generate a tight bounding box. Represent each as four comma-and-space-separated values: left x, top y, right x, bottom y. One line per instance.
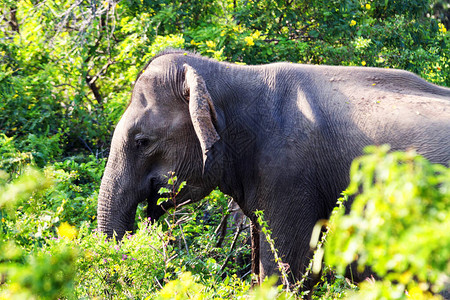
258, 211, 321, 293
259, 233, 280, 283
250, 220, 260, 286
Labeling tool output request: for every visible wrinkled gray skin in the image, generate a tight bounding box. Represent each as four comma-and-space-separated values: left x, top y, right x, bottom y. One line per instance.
97, 50, 450, 286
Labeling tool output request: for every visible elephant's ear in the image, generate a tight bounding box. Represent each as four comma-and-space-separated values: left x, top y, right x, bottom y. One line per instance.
183, 64, 220, 168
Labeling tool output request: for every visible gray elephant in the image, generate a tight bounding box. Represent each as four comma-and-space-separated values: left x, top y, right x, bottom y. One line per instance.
97, 50, 450, 287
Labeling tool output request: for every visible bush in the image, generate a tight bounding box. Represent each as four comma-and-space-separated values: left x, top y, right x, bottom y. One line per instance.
69, 220, 167, 299
0, 168, 77, 300
0, 163, 254, 299
1, 0, 449, 298
326, 145, 450, 299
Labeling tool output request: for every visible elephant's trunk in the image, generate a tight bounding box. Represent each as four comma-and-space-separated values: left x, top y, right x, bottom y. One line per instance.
97, 168, 136, 240
97, 180, 119, 238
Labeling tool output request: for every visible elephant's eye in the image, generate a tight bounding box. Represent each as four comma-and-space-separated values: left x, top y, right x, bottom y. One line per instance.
135, 138, 150, 149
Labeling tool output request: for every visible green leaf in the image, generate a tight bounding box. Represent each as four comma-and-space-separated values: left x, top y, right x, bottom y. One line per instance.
168, 176, 177, 185
157, 197, 169, 205
177, 181, 186, 193
309, 30, 319, 38
158, 187, 171, 195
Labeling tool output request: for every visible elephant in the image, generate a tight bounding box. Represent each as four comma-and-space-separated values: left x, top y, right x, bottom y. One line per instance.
97, 50, 450, 288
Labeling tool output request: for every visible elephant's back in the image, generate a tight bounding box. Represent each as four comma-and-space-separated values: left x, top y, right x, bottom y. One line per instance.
277, 63, 450, 100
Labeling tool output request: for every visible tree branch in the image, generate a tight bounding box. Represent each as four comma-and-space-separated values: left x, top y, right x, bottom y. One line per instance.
87, 59, 115, 86
8, 8, 19, 33
85, 74, 103, 105
84, 59, 115, 106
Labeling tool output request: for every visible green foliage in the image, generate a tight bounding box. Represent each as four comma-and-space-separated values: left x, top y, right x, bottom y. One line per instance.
71, 220, 167, 298
45, 155, 106, 226
326, 145, 450, 299
157, 172, 187, 206
311, 268, 357, 300
0, 151, 105, 252
0, 134, 33, 180
1, 0, 449, 298
155, 272, 208, 299
155, 188, 252, 286
3, 242, 77, 300
0, 168, 77, 300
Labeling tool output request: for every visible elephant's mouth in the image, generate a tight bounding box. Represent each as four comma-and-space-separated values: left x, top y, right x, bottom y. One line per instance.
143, 178, 199, 222
142, 177, 174, 222
145, 204, 166, 222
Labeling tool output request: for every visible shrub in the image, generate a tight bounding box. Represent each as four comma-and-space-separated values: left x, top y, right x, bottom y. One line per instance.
326, 145, 450, 299
68, 219, 168, 299
0, 168, 77, 300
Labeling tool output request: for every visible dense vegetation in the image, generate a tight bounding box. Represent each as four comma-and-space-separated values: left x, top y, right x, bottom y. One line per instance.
0, 0, 449, 298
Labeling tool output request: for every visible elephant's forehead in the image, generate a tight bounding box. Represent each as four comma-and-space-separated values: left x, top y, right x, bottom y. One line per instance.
131, 80, 178, 113
120, 103, 185, 135
123, 105, 162, 127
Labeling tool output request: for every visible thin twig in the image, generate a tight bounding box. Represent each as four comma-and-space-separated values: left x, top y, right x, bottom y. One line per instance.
78, 137, 94, 154
148, 244, 165, 258
178, 223, 189, 254
154, 277, 163, 289
214, 199, 234, 248
88, 59, 115, 86
220, 216, 247, 272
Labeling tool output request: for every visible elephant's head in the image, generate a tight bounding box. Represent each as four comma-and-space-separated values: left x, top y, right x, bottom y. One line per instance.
97, 53, 222, 239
